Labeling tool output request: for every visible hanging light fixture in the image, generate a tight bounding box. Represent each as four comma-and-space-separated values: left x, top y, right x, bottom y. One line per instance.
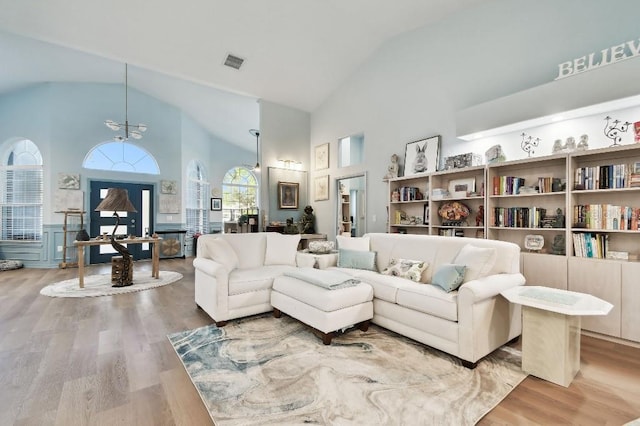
105, 63, 148, 141
249, 129, 260, 171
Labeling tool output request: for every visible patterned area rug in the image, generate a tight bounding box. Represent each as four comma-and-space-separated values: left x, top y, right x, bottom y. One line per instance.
40, 271, 183, 297
168, 314, 526, 425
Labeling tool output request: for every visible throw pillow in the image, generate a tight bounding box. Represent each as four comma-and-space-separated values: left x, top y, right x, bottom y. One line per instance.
431, 263, 467, 292
336, 235, 370, 251
308, 240, 335, 254
204, 237, 239, 271
264, 233, 301, 266
452, 244, 497, 283
381, 258, 428, 282
337, 248, 377, 271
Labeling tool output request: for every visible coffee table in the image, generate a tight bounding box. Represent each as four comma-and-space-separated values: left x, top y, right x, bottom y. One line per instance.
501, 285, 613, 387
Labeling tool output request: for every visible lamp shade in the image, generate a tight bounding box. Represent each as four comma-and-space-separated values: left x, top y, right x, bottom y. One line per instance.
95, 188, 137, 212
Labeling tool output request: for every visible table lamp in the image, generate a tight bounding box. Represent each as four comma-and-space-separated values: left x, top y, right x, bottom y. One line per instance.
95, 188, 137, 287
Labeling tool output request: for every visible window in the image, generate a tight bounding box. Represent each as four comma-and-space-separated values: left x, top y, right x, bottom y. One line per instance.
222, 167, 258, 223
0, 139, 43, 241
338, 134, 364, 167
83, 141, 160, 174
186, 160, 210, 236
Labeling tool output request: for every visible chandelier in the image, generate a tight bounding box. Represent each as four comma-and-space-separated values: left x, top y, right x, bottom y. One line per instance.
104, 63, 147, 141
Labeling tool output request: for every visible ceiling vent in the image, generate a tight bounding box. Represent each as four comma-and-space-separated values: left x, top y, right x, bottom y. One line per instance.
223, 54, 245, 70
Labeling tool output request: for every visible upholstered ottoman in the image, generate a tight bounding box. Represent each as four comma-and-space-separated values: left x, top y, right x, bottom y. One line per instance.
271, 273, 374, 345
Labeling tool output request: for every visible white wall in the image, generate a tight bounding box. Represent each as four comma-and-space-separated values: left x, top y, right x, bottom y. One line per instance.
310, 0, 640, 240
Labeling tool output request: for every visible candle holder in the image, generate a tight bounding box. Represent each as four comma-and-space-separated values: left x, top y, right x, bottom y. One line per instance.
520, 133, 540, 157
604, 116, 632, 147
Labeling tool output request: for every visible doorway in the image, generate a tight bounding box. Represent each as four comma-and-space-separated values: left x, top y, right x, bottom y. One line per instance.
336, 173, 366, 237
89, 181, 154, 264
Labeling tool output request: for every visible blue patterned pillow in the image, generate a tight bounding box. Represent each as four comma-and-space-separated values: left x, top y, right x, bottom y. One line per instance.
337, 248, 377, 271
431, 263, 466, 292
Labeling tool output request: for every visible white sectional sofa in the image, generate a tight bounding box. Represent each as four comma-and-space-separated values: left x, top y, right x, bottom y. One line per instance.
193, 232, 525, 366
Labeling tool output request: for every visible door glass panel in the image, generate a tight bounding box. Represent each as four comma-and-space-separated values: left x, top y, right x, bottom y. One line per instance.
99, 225, 128, 254
142, 189, 150, 250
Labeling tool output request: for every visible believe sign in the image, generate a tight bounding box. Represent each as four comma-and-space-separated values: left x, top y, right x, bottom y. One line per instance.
556, 37, 640, 80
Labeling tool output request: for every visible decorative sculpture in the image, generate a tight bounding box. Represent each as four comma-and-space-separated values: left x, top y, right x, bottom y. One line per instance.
604, 115, 632, 146
300, 205, 316, 234
284, 217, 299, 234
383, 154, 399, 180
577, 134, 589, 151
520, 133, 540, 157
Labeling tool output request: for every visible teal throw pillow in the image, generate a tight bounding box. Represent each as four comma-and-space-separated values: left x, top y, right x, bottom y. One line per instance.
338, 248, 377, 271
431, 263, 467, 292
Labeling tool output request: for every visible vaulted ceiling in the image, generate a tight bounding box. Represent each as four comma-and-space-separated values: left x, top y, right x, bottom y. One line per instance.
0, 0, 486, 149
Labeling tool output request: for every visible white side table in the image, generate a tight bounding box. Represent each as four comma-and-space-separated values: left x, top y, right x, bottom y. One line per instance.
501, 286, 613, 387
296, 251, 338, 269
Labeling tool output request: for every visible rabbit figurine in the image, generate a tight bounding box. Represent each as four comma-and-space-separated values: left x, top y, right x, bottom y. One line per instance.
413, 143, 427, 173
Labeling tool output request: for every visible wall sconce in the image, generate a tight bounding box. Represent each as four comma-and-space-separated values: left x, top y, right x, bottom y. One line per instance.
277, 159, 303, 170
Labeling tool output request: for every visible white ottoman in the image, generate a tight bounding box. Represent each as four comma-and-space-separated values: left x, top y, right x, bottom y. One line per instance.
271, 275, 374, 345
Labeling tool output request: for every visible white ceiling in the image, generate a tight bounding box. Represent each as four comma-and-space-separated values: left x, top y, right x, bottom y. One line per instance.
0, 0, 485, 150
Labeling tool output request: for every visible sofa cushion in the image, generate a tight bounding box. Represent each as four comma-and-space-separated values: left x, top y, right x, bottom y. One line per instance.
228, 265, 294, 295
348, 270, 415, 304
264, 233, 301, 266
381, 258, 428, 282
431, 263, 466, 292
337, 248, 377, 271
452, 244, 497, 283
336, 235, 370, 251
222, 233, 266, 269
396, 284, 458, 322
201, 237, 239, 271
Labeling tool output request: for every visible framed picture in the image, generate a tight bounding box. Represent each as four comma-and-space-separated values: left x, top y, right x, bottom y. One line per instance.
314, 175, 329, 201
58, 173, 80, 190
448, 178, 476, 196
210, 197, 222, 211
315, 143, 329, 170
403, 135, 440, 176
278, 181, 299, 209
423, 203, 429, 225
160, 180, 177, 194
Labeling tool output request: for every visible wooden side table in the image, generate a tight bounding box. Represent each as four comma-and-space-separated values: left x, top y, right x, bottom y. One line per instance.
501, 286, 613, 387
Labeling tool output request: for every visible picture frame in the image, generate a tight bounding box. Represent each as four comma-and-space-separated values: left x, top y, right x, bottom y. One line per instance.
403, 135, 440, 176
423, 203, 429, 225
278, 181, 299, 209
314, 175, 329, 201
448, 177, 476, 196
315, 143, 329, 170
58, 173, 80, 190
160, 180, 177, 194
210, 197, 222, 211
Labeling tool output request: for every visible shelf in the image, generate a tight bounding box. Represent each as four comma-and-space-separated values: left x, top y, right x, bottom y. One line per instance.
489, 192, 566, 198
433, 225, 483, 229
390, 199, 428, 204
432, 195, 484, 201
570, 228, 640, 234
390, 224, 428, 228
488, 227, 565, 231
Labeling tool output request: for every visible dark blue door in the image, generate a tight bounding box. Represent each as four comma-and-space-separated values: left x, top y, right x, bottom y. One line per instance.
89, 181, 155, 264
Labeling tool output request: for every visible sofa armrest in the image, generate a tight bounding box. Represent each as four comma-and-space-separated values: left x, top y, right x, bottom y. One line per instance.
193, 257, 229, 279
458, 273, 526, 304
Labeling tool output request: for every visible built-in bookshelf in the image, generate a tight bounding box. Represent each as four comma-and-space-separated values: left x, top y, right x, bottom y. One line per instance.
385, 144, 640, 343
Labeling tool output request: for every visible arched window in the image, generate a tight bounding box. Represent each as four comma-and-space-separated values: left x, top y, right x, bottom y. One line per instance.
83, 141, 160, 174
222, 166, 258, 223
0, 139, 43, 241
186, 160, 210, 235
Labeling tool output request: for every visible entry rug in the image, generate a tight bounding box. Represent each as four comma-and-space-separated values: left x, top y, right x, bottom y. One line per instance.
40, 271, 183, 297
168, 315, 526, 425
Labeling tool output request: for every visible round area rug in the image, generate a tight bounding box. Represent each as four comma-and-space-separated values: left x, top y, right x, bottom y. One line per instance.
40, 271, 183, 298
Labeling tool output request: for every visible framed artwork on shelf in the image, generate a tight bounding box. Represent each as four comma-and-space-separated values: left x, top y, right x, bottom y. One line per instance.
314, 175, 329, 201
448, 178, 476, 196
315, 143, 329, 170
210, 197, 222, 211
403, 135, 440, 176
423, 203, 429, 225
278, 181, 299, 209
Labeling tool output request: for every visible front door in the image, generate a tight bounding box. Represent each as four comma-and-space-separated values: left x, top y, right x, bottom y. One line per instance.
89, 181, 154, 264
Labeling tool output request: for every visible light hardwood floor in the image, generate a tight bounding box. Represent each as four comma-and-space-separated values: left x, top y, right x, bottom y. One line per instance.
1, 258, 639, 425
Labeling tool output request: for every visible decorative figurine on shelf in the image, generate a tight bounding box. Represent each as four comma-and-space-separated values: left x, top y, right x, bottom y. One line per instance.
391, 189, 400, 202
383, 154, 399, 180
564, 136, 576, 152
552, 139, 563, 154
520, 132, 540, 157
552, 234, 566, 255
300, 205, 316, 234
485, 144, 506, 164
553, 208, 565, 228
475, 205, 484, 227
604, 115, 632, 146
284, 217, 299, 234
577, 134, 589, 151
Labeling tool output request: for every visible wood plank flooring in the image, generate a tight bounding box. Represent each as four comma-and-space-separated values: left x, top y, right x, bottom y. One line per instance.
1, 258, 639, 425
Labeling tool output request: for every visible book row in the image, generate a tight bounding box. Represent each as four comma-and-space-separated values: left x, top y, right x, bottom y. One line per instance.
572, 232, 608, 258
491, 207, 548, 228
573, 204, 640, 231
574, 163, 640, 190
